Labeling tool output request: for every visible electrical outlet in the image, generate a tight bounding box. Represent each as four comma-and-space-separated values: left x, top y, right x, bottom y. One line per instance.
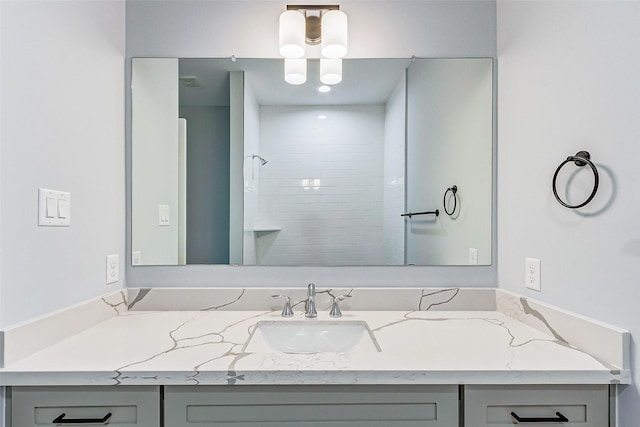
525, 257, 541, 291
106, 254, 119, 285
469, 248, 478, 265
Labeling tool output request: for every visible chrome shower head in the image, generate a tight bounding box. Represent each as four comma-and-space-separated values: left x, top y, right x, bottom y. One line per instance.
252, 154, 268, 165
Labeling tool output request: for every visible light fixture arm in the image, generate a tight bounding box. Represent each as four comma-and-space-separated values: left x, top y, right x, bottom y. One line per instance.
285, 5, 341, 46
286, 5, 340, 11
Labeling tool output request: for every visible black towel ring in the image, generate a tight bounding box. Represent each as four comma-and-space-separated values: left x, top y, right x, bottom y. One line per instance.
443, 185, 458, 216
552, 151, 599, 209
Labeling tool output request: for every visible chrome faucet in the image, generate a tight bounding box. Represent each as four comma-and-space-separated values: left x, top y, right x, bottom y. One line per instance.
272, 294, 294, 317
329, 294, 352, 318
305, 283, 317, 318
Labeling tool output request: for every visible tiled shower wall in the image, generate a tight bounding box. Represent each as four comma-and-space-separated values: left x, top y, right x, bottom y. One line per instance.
256, 105, 386, 265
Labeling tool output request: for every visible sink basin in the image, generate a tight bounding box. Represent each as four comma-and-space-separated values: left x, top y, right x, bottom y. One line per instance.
242, 321, 381, 353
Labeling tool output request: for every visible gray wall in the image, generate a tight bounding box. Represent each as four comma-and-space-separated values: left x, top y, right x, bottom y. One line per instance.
1, 0, 125, 327
125, 0, 498, 287
126, 1, 496, 59
406, 59, 493, 266
131, 58, 180, 265
496, 1, 640, 425
179, 106, 230, 264
382, 74, 406, 265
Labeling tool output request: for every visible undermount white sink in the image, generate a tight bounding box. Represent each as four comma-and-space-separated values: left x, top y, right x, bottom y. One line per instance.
242, 321, 381, 354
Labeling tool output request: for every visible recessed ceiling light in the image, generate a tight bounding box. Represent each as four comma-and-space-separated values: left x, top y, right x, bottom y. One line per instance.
318, 115, 327, 120
318, 85, 331, 93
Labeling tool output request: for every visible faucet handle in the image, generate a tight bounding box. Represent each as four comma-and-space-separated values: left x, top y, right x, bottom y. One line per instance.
272, 294, 294, 317
329, 294, 352, 318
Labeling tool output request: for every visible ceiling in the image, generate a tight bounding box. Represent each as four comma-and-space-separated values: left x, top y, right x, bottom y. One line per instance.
178, 58, 412, 107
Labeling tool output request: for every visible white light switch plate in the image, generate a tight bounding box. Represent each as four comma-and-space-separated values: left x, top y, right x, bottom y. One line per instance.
469, 248, 478, 265
106, 254, 119, 285
38, 188, 70, 226
159, 204, 170, 226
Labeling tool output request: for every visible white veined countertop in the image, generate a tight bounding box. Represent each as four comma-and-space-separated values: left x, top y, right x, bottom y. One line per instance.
0, 308, 629, 386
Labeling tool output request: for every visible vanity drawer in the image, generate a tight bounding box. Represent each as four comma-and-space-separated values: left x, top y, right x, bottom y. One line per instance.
11, 386, 160, 427
165, 385, 458, 426
464, 385, 609, 426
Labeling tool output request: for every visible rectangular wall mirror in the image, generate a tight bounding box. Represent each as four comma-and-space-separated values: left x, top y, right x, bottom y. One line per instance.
131, 58, 493, 267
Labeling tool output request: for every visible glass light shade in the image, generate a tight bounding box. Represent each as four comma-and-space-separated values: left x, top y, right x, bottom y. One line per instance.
279, 10, 305, 58
321, 10, 348, 58
320, 59, 342, 85
284, 58, 307, 85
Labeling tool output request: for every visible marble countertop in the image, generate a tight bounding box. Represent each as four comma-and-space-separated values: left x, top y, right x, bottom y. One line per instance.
0, 306, 627, 386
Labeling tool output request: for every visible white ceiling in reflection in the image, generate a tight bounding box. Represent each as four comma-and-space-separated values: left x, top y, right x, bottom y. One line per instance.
178, 58, 412, 107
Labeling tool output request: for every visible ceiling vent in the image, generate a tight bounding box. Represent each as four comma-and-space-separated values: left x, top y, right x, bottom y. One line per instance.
179, 76, 201, 88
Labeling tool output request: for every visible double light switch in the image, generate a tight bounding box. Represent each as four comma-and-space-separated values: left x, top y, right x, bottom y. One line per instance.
159, 204, 170, 226
38, 188, 71, 226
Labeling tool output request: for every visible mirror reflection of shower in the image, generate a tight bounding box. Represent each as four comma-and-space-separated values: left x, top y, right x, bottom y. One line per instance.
251, 154, 268, 180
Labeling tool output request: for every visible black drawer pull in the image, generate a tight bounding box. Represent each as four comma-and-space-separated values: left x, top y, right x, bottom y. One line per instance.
511, 411, 569, 423
52, 412, 112, 424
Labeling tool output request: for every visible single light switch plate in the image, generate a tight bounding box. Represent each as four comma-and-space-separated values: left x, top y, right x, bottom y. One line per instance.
469, 248, 478, 265
38, 188, 70, 226
525, 257, 541, 291
132, 251, 142, 266
106, 254, 119, 285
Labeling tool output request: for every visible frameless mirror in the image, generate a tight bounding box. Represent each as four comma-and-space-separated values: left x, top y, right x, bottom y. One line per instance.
131, 58, 493, 267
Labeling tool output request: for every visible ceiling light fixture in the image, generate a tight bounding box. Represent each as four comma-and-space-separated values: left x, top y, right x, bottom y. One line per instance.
284, 58, 307, 85
320, 10, 348, 58
318, 85, 331, 93
320, 58, 342, 85
279, 5, 347, 85
279, 10, 306, 58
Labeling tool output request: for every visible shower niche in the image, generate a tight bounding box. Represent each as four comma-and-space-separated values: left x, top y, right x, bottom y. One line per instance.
131, 58, 493, 267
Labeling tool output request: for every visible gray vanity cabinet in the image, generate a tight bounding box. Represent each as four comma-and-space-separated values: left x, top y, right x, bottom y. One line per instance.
164, 385, 459, 426
10, 386, 160, 427
9, 384, 614, 426
464, 385, 610, 427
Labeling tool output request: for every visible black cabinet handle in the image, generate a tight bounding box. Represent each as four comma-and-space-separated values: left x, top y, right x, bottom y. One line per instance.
511, 411, 569, 423
52, 412, 112, 424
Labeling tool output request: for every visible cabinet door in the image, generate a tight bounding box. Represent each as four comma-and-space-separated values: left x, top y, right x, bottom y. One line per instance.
464, 385, 609, 427
165, 385, 458, 427
11, 386, 160, 427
